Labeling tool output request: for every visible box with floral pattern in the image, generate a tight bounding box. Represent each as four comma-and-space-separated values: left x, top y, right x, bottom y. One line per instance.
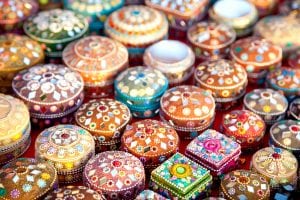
35, 125, 95, 183
121, 119, 179, 171
185, 129, 241, 177
83, 151, 145, 200
150, 152, 212, 200
12, 64, 85, 128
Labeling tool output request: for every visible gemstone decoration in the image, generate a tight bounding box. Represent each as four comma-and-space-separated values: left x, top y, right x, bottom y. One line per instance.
0, 158, 58, 199
83, 151, 145, 200
121, 119, 179, 169
251, 147, 298, 188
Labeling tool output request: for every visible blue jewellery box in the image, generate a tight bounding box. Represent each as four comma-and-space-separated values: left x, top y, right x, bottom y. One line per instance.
115, 66, 168, 118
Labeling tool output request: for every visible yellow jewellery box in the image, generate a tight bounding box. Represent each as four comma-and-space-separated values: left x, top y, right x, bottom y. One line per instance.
0, 93, 31, 165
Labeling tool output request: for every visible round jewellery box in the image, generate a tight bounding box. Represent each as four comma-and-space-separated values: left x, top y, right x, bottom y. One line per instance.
220, 170, 270, 200
230, 37, 282, 85
254, 12, 300, 56
145, 0, 209, 31
35, 125, 95, 183
249, 0, 278, 17
63, 36, 129, 98
23, 9, 88, 60
187, 21, 236, 61
266, 67, 300, 100
115, 66, 168, 118
0, 34, 44, 94
220, 110, 266, 151
288, 50, 300, 69
45, 185, 105, 200
121, 119, 179, 171
0, 158, 58, 200
194, 59, 248, 110
0, 0, 38, 33
270, 120, 300, 160
83, 151, 146, 200
75, 99, 131, 153
38, 0, 62, 10
160, 85, 216, 139
12, 64, 84, 129
209, 0, 258, 37
289, 98, 300, 120
104, 5, 168, 63
143, 40, 195, 86
243, 89, 288, 125
251, 147, 298, 189
63, 0, 124, 33
0, 94, 31, 165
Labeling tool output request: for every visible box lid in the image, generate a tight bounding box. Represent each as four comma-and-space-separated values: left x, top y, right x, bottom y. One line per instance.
151, 152, 211, 196
186, 129, 241, 169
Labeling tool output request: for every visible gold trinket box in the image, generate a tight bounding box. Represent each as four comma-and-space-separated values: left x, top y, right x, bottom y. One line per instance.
0, 94, 31, 165
194, 59, 248, 110
209, 0, 258, 37
35, 125, 95, 183
63, 36, 129, 98
0, 34, 44, 93
143, 40, 195, 86
187, 21, 236, 61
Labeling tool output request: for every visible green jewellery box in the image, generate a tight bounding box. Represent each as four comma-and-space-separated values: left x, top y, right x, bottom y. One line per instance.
150, 152, 213, 200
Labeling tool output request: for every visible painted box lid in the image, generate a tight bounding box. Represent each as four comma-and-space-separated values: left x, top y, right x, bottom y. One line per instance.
186, 129, 241, 170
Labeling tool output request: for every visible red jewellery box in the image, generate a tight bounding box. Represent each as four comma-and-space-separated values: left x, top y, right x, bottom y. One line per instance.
185, 129, 241, 177
12, 64, 84, 128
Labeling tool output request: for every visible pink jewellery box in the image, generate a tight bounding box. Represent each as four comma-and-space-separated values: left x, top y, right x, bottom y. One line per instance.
185, 129, 241, 177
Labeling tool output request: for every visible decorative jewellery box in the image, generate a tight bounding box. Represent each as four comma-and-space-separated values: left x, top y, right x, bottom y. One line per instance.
288, 50, 300, 69
0, 158, 58, 199
0, 0, 38, 33
254, 12, 300, 56
185, 129, 241, 177
289, 98, 300, 120
35, 125, 95, 183
104, 5, 169, 63
220, 170, 270, 200
251, 147, 298, 189
115, 66, 168, 118
121, 119, 179, 171
0, 94, 31, 165
38, 0, 62, 10
143, 40, 195, 86
266, 67, 300, 100
149, 152, 213, 200
23, 9, 88, 61
194, 59, 248, 110
243, 89, 288, 125
75, 99, 131, 152
63, 0, 124, 33
12, 64, 84, 128
248, 0, 278, 17
220, 110, 266, 151
135, 190, 167, 200
209, 0, 258, 37
45, 186, 105, 200
160, 85, 215, 139
83, 151, 145, 200
145, 0, 209, 31
0, 34, 44, 93
230, 37, 282, 85
187, 22, 236, 61
63, 36, 129, 98
270, 120, 300, 160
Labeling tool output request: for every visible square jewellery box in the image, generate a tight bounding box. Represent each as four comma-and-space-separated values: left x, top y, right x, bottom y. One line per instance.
150, 152, 212, 199
185, 129, 241, 177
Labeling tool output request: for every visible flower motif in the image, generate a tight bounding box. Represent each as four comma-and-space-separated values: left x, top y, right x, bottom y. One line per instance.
10, 189, 20, 198
37, 179, 47, 188
22, 184, 32, 192
41, 173, 50, 180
